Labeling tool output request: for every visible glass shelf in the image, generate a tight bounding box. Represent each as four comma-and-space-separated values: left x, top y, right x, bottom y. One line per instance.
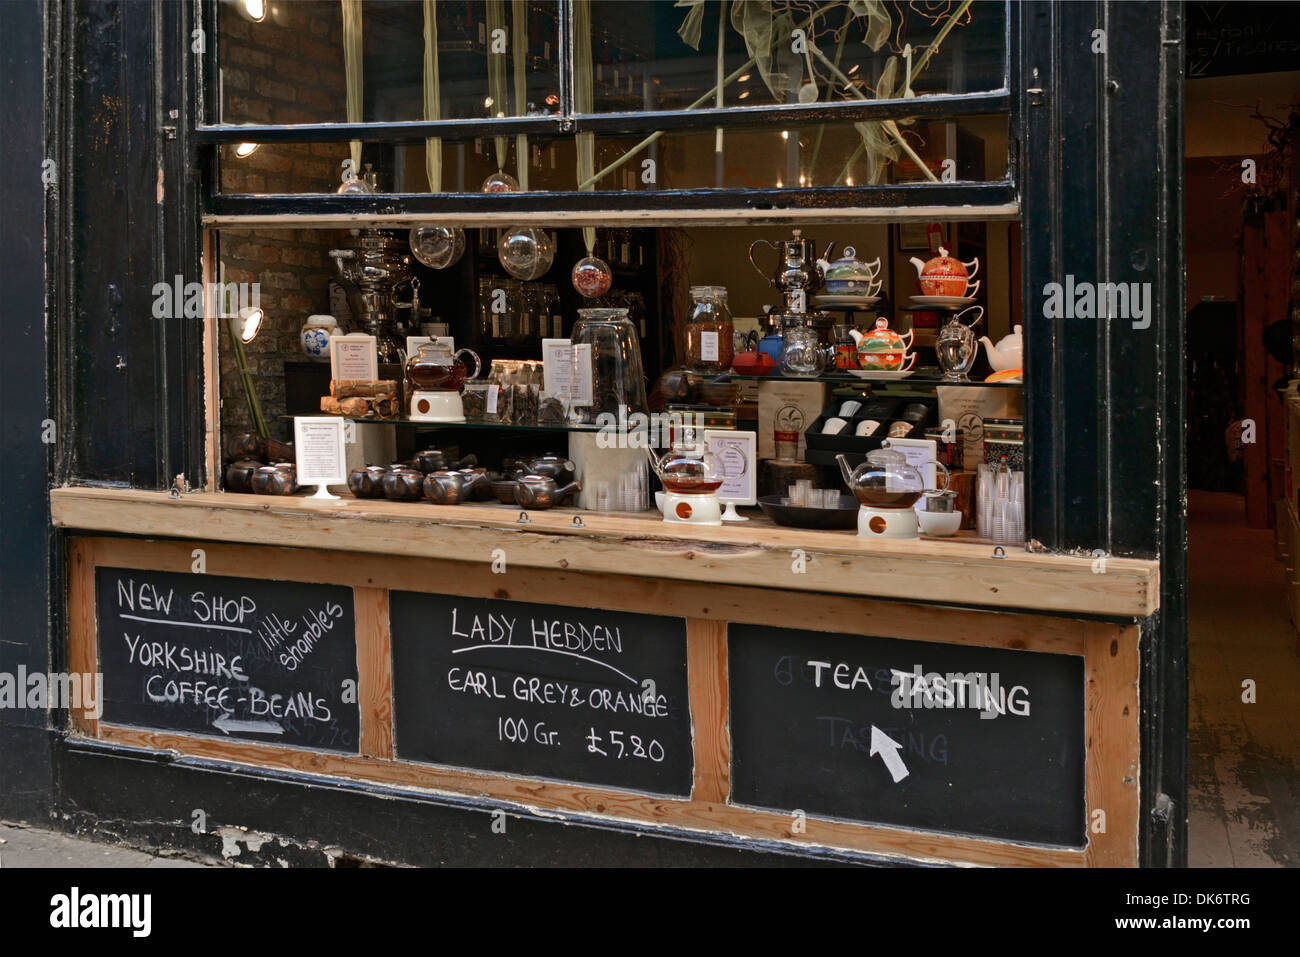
727, 372, 1023, 389
282, 416, 606, 432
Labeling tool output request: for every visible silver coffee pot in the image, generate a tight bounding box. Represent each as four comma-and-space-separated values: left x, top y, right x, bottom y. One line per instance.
329, 229, 415, 362
748, 229, 833, 314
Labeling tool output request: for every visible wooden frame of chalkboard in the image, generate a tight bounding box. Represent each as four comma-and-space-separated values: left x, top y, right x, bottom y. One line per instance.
67, 535, 1139, 867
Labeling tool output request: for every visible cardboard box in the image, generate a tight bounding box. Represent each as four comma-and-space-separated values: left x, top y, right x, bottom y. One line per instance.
757, 380, 830, 460
937, 386, 1025, 466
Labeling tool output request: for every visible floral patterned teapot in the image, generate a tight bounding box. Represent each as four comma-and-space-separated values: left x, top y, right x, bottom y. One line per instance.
816, 246, 882, 296
909, 245, 980, 298
849, 317, 917, 371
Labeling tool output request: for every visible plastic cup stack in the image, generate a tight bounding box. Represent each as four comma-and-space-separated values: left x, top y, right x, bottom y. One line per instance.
977, 461, 1025, 545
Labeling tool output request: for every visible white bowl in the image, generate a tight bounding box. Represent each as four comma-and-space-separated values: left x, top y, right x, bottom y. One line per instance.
918, 510, 962, 537
654, 491, 665, 512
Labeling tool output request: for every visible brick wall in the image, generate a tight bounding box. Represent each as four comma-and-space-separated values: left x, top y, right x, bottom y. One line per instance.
217, 2, 349, 444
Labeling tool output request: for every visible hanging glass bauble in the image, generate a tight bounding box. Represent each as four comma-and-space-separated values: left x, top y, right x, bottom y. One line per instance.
336, 176, 372, 195
481, 170, 520, 193
497, 226, 556, 281
409, 226, 467, 270
572, 255, 613, 298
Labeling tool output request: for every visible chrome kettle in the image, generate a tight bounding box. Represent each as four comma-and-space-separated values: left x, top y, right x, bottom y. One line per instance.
748, 229, 833, 313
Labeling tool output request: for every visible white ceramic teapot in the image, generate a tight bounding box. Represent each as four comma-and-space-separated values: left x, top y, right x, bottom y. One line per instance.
978, 324, 1023, 372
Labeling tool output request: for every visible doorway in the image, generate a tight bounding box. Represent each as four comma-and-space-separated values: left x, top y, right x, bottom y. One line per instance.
1183, 1, 1300, 867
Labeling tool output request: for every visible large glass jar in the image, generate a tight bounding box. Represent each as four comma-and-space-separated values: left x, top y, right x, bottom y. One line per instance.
570, 308, 648, 425
684, 285, 735, 374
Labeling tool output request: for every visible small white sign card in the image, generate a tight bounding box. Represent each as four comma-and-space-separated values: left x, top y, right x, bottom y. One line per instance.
705, 429, 757, 522
330, 334, 378, 381
882, 437, 940, 518
294, 416, 348, 500
541, 338, 593, 407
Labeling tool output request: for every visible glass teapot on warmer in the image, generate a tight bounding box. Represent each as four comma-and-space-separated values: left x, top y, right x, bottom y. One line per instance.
404, 341, 482, 422
645, 435, 724, 495
836, 443, 948, 510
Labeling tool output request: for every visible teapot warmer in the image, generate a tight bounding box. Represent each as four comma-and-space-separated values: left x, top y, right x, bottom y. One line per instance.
855, 502, 919, 539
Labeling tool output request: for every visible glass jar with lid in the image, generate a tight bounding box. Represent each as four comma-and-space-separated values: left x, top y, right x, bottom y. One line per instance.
685, 285, 735, 374
570, 307, 648, 425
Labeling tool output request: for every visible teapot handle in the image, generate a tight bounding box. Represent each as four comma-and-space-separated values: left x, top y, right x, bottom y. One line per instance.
955, 304, 985, 327
930, 460, 951, 491
455, 347, 482, 381
747, 240, 778, 286
964, 257, 980, 279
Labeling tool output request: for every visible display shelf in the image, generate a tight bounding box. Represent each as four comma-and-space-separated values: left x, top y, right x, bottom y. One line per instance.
282, 415, 601, 432
727, 372, 1022, 388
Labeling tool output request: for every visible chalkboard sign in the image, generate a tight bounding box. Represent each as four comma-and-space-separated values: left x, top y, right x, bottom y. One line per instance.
390, 592, 692, 796
1187, 2, 1300, 78
96, 567, 359, 753
729, 624, 1085, 846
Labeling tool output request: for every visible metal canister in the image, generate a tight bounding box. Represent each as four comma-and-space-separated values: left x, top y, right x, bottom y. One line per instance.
925, 427, 966, 470
982, 418, 1025, 470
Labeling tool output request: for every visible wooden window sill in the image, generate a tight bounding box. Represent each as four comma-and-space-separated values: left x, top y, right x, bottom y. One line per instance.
49, 486, 1158, 618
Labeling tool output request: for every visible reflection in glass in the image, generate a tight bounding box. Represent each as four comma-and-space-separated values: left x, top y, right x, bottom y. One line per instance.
217, 1, 561, 130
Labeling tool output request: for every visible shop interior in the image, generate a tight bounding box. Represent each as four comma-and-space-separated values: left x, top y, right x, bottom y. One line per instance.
1181, 2, 1299, 869
215, 0, 1024, 546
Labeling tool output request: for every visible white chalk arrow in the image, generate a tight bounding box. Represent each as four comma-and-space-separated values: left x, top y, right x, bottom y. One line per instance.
869, 726, 910, 783
212, 714, 284, 736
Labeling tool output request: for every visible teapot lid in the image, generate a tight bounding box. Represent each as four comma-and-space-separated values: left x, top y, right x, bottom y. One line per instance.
867, 443, 907, 466
823, 246, 873, 277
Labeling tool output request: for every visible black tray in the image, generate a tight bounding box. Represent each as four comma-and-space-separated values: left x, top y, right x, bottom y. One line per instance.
757, 494, 859, 530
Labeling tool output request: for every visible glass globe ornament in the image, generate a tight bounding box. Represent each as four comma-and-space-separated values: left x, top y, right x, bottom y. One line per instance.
409, 225, 467, 270
481, 170, 520, 193
571, 255, 613, 298
497, 226, 556, 281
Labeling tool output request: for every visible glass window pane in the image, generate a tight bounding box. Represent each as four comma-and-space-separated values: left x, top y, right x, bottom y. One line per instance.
581, 0, 1007, 114
584, 116, 1009, 191
217, 114, 1005, 195
216, 0, 561, 126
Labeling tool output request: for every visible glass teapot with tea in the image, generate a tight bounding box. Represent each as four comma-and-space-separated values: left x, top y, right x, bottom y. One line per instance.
646, 432, 725, 526
404, 341, 482, 422
837, 442, 949, 539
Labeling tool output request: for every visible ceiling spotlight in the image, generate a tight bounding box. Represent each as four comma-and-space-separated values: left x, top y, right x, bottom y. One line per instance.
781, 130, 789, 140
240, 0, 267, 23
234, 142, 259, 158
738, 73, 751, 82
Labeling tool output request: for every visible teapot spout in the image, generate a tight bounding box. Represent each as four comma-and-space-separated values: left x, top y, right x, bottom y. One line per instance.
835, 453, 855, 487
644, 446, 666, 480
978, 335, 1005, 370
557, 480, 582, 502
908, 256, 926, 278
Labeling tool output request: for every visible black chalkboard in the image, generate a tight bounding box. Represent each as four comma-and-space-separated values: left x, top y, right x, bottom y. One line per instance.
96, 567, 359, 753
390, 592, 692, 796
1187, 2, 1300, 78
729, 624, 1085, 846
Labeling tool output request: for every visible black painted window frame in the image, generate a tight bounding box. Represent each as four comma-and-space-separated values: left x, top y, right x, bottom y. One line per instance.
193, 0, 1019, 218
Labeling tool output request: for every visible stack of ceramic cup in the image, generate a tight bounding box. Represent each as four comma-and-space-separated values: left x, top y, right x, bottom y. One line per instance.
977, 462, 1024, 544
